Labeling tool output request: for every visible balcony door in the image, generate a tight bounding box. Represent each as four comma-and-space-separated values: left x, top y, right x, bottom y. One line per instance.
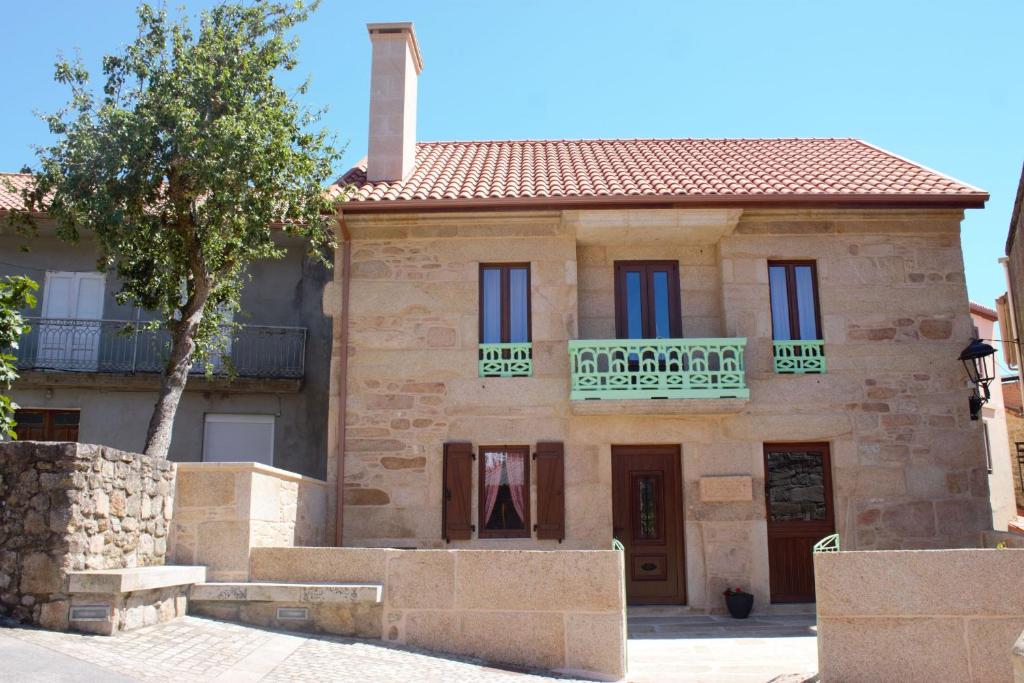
38, 271, 105, 371
614, 261, 681, 340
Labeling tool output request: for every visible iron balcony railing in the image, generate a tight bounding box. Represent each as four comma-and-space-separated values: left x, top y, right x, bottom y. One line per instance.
478, 342, 533, 377
13, 317, 306, 379
568, 337, 749, 400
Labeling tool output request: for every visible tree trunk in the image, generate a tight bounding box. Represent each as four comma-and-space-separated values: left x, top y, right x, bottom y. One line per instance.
143, 289, 209, 458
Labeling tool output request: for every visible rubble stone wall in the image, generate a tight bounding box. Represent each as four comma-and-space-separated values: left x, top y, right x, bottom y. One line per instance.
0, 441, 174, 627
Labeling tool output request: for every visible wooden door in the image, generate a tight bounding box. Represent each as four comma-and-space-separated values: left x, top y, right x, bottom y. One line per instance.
764, 443, 834, 603
612, 445, 685, 604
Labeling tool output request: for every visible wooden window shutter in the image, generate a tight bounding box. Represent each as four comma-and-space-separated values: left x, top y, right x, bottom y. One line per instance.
534, 441, 565, 541
442, 442, 474, 542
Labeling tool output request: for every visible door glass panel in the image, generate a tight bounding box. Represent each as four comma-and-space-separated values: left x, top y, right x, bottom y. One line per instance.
768, 266, 792, 341
651, 271, 670, 339
794, 266, 818, 340
625, 271, 643, 339
766, 451, 827, 522
508, 268, 529, 343
481, 268, 502, 343
637, 476, 658, 539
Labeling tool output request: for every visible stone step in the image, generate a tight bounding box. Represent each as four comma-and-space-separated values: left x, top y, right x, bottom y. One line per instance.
190, 582, 383, 605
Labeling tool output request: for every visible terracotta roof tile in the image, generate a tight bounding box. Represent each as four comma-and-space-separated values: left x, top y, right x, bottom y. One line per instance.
0, 173, 34, 212
332, 138, 986, 210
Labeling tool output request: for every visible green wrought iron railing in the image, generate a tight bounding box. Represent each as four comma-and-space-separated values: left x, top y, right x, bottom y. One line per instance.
568, 338, 749, 400
478, 342, 533, 377
612, 538, 625, 551
812, 533, 840, 553
773, 339, 826, 374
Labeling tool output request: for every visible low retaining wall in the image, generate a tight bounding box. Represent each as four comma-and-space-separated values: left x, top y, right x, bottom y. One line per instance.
251, 547, 627, 680
815, 548, 1024, 682
169, 462, 327, 581
0, 442, 175, 629
982, 529, 1024, 548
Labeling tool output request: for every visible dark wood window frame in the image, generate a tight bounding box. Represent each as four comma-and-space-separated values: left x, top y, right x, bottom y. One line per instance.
478, 444, 531, 539
613, 261, 683, 339
767, 260, 823, 341
13, 408, 81, 441
478, 264, 532, 344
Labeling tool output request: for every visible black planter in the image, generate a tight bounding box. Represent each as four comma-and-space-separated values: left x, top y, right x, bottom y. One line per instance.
725, 592, 754, 619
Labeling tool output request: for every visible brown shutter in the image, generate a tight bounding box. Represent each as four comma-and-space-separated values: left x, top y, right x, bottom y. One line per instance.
442, 442, 474, 542
534, 441, 565, 541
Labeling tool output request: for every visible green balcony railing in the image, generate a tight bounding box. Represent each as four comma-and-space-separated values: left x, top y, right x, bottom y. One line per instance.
773, 339, 826, 374
568, 338, 749, 400
478, 342, 533, 377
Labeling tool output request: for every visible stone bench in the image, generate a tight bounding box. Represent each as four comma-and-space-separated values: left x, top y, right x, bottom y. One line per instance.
67, 565, 206, 635
188, 581, 383, 638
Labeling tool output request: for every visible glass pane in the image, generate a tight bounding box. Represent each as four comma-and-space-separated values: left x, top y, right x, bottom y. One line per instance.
766, 451, 827, 522
508, 268, 529, 343
53, 411, 80, 426
769, 266, 792, 341
637, 476, 658, 539
14, 410, 44, 425
652, 271, 670, 339
794, 266, 819, 340
625, 271, 643, 339
482, 449, 526, 531
481, 268, 502, 343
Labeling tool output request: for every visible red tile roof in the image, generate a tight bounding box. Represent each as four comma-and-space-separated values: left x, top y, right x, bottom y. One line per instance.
333, 138, 987, 211
970, 301, 999, 321
0, 173, 34, 212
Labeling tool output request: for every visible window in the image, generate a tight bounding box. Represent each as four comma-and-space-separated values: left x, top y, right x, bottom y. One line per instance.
614, 261, 681, 339
202, 414, 275, 466
478, 445, 530, 538
478, 264, 532, 377
37, 271, 106, 371
768, 261, 821, 341
14, 409, 80, 441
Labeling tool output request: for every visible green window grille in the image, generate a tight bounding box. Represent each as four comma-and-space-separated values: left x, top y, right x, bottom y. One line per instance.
478, 342, 533, 377
773, 339, 826, 374
568, 338, 749, 400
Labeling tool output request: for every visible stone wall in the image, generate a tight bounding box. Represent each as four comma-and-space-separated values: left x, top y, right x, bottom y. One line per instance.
815, 549, 1024, 682
169, 462, 327, 581
0, 442, 175, 628
250, 546, 627, 680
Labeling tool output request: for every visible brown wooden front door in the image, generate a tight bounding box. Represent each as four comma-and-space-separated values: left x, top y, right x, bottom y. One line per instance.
764, 442, 835, 603
612, 445, 685, 604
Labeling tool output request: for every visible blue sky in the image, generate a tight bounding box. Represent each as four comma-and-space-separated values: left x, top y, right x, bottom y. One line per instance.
2, 1, 1021, 314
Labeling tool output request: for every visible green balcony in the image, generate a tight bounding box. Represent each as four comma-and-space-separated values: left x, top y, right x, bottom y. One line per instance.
568, 338, 749, 401
478, 342, 533, 377
773, 340, 826, 374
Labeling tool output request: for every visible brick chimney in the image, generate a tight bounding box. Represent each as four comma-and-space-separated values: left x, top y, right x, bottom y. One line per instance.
366, 22, 423, 183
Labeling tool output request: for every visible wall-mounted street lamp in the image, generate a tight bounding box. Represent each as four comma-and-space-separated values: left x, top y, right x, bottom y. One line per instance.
959, 338, 997, 420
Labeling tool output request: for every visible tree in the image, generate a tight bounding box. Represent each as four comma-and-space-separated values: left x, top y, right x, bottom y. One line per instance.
0, 276, 38, 439
14, 1, 340, 457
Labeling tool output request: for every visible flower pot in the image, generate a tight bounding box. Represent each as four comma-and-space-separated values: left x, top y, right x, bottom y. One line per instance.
725, 592, 754, 619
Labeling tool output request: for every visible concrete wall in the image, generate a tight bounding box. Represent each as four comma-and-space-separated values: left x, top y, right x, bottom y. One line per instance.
169, 462, 327, 581
815, 549, 1024, 682
0, 221, 332, 478
250, 546, 627, 681
326, 206, 992, 611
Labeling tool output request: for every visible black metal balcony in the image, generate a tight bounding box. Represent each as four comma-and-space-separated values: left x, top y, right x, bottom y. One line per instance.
13, 317, 306, 380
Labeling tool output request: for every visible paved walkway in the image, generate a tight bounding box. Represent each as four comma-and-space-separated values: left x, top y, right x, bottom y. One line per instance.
0, 613, 818, 682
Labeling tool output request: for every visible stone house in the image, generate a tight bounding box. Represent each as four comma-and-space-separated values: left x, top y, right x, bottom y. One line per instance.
0, 180, 333, 479
997, 374, 1024, 519
321, 22, 996, 610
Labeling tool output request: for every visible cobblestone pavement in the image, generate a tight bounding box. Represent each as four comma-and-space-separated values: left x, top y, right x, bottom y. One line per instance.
0, 612, 818, 682
0, 616, 582, 682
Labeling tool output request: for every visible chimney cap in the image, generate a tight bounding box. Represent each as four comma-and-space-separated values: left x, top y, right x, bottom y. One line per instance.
367, 22, 423, 75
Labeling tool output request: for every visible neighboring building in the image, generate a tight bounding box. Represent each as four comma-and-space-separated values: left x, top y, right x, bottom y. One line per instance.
969, 302, 1016, 529
320, 23, 996, 610
998, 375, 1024, 518
0, 182, 332, 479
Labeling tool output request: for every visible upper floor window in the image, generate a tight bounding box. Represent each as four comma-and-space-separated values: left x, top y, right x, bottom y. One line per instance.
614, 261, 682, 340
768, 261, 821, 341
479, 264, 531, 344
